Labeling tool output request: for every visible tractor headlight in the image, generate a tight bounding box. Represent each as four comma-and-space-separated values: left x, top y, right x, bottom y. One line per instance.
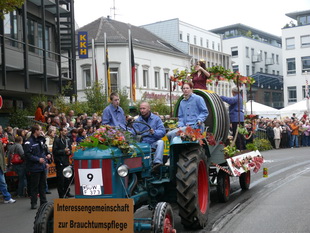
117, 165, 129, 177
63, 166, 73, 178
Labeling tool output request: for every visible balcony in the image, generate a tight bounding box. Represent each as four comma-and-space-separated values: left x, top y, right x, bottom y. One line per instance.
0, 45, 59, 78
252, 55, 262, 63
265, 58, 275, 66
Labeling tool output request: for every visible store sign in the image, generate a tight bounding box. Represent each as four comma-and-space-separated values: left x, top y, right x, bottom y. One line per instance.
78, 31, 88, 58
54, 199, 133, 232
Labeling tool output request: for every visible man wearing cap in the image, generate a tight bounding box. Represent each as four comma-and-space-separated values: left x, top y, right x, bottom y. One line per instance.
220, 86, 245, 150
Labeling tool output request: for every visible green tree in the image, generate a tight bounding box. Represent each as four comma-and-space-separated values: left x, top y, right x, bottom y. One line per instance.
28, 94, 48, 116
9, 108, 29, 129
68, 101, 89, 116
118, 88, 130, 115
0, 0, 24, 19
84, 81, 108, 115
138, 92, 171, 115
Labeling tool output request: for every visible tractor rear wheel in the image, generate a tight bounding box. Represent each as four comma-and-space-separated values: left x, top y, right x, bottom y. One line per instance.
176, 145, 209, 229
217, 169, 230, 202
239, 170, 251, 190
152, 202, 175, 233
33, 202, 54, 233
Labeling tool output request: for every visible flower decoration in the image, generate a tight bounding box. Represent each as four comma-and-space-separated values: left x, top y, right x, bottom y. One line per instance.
245, 114, 258, 120
176, 126, 204, 145
205, 132, 216, 146
164, 119, 177, 129
223, 145, 240, 158
77, 125, 136, 155
168, 65, 255, 92
170, 68, 194, 91
176, 126, 216, 146
230, 154, 264, 174
237, 125, 249, 135
1, 137, 8, 144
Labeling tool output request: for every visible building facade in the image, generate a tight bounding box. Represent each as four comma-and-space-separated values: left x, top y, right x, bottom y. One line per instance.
282, 10, 310, 106
211, 24, 284, 108
0, 0, 76, 122
74, 17, 190, 102
141, 18, 234, 96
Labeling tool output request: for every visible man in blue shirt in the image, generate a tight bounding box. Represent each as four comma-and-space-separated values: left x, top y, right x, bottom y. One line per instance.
131, 102, 166, 171
102, 92, 126, 130
220, 86, 245, 150
167, 82, 209, 142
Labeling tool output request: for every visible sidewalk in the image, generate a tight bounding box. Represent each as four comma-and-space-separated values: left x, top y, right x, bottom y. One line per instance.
0, 181, 75, 233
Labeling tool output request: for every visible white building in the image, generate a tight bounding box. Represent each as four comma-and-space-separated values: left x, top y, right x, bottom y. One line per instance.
282, 9, 310, 106
211, 24, 284, 108
141, 18, 233, 97
210, 24, 282, 77
74, 17, 190, 102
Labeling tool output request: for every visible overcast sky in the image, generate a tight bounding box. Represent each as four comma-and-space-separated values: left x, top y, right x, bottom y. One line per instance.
74, 0, 310, 36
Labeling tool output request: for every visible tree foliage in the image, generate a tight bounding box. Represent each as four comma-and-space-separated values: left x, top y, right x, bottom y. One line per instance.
9, 82, 134, 125
9, 108, 29, 129
136, 92, 171, 116
118, 88, 130, 115
27, 94, 48, 116
0, 0, 24, 19
84, 81, 108, 115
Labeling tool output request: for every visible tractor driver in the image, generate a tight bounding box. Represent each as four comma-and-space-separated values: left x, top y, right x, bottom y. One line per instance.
167, 81, 209, 142
130, 102, 166, 171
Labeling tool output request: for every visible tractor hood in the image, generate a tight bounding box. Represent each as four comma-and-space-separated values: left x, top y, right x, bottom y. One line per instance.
73, 142, 151, 160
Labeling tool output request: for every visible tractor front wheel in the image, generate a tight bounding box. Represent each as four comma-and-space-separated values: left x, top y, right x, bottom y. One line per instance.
33, 202, 54, 233
176, 145, 209, 229
152, 202, 175, 233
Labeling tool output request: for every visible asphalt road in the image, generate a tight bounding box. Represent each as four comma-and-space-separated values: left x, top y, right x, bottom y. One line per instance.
209, 147, 310, 233
1, 147, 310, 233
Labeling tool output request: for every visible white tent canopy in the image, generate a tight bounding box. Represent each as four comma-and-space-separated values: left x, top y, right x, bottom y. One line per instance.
245, 100, 280, 118
279, 99, 310, 118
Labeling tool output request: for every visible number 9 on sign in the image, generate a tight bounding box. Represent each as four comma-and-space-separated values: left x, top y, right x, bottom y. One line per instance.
87, 173, 93, 182
78, 169, 103, 195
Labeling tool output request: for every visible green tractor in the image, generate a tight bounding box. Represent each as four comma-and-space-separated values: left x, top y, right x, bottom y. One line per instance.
34, 90, 250, 233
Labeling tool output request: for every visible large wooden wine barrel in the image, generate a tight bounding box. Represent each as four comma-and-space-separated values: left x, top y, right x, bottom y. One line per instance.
174, 89, 230, 142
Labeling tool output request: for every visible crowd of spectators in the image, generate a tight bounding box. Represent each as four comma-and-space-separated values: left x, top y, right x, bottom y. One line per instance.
254, 111, 310, 149
0, 104, 104, 206
1, 98, 310, 205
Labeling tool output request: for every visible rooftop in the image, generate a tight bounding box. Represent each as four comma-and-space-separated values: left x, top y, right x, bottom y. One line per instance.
286, 9, 310, 20
210, 23, 281, 43
77, 17, 186, 55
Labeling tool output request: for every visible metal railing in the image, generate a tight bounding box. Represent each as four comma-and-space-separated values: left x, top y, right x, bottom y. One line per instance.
254, 128, 267, 140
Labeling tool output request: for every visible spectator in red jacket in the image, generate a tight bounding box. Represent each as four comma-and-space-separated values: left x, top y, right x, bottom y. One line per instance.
34, 102, 46, 123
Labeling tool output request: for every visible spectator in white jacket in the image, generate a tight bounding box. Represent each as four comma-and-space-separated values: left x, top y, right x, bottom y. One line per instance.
273, 122, 282, 149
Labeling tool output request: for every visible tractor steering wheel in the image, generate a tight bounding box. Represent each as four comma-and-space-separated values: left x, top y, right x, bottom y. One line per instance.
126, 120, 152, 135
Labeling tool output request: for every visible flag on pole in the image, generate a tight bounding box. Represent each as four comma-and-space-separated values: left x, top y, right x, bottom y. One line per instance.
130, 33, 136, 102
106, 47, 111, 97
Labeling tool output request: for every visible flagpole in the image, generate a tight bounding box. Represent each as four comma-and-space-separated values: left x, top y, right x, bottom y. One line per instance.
128, 29, 133, 105
104, 33, 108, 98
91, 39, 96, 83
